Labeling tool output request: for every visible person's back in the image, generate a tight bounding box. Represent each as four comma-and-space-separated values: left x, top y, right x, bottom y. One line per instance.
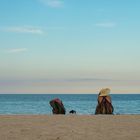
50, 98, 66, 114
95, 88, 114, 114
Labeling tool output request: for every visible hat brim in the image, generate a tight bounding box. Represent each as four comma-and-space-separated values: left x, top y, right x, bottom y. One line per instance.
99, 88, 110, 96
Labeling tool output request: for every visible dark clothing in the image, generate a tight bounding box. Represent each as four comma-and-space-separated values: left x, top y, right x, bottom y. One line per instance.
69, 110, 76, 114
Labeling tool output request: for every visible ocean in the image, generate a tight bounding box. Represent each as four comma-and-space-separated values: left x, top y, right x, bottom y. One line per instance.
0, 94, 140, 115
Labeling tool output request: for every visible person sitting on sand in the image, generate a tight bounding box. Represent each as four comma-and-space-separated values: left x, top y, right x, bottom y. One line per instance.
95, 88, 114, 114
50, 98, 66, 114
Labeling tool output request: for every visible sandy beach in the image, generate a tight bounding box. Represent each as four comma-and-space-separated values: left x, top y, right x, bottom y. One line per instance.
0, 115, 140, 140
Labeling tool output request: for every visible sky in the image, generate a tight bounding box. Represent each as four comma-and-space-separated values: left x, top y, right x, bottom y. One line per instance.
0, 0, 140, 94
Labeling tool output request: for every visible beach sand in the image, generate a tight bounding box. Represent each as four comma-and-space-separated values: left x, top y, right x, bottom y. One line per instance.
0, 115, 139, 140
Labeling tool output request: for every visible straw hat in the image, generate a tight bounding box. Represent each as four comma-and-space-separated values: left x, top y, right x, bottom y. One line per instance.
99, 88, 111, 96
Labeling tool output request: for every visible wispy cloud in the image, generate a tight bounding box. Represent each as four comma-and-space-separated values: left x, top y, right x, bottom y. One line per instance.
7, 48, 28, 54
95, 22, 116, 28
40, 0, 63, 8
3, 26, 43, 34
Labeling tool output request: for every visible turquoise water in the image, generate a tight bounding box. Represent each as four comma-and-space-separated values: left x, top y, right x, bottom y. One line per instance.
0, 94, 140, 115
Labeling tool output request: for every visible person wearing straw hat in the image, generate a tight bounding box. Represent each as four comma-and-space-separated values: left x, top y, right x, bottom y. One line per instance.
95, 88, 114, 114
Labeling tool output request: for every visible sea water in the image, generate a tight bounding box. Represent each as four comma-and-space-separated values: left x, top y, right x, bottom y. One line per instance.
0, 94, 140, 115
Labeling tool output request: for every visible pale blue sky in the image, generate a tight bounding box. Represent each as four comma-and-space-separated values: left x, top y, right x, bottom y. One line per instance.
0, 0, 140, 93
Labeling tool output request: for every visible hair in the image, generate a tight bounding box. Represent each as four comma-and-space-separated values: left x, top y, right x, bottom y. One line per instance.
95, 95, 114, 114
50, 99, 66, 114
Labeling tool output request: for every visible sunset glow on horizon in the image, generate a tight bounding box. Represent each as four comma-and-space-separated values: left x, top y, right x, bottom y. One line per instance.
0, 0, 140, 93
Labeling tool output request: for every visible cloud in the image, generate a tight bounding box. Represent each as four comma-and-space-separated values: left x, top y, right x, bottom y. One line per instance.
7, 48, 28, 54
40, 0, 63, 8
3, 26, 43, 34
95, 22, 116, 28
